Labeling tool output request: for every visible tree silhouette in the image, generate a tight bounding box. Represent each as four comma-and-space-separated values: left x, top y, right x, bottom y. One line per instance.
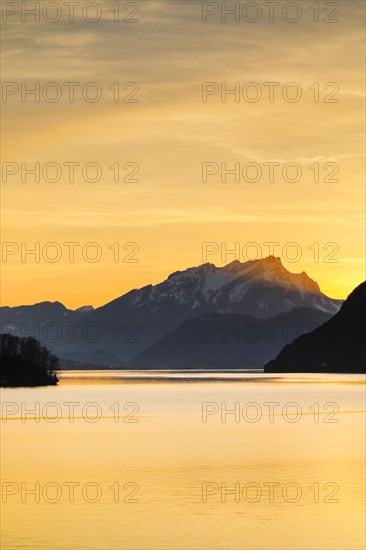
0, 334, 59, 387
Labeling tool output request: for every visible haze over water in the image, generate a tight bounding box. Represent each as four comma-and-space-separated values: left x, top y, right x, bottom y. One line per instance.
1, 371, 365, 550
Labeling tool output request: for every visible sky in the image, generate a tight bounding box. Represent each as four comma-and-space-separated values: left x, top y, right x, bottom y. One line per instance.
1, 0, 365, 308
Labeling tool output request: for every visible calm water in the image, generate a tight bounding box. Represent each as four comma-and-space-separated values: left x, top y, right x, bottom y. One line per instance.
1, 371, 365, 550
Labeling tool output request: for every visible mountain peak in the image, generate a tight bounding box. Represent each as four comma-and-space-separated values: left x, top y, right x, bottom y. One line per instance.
223, 259, 246, 273
32, 300, 67, 311
262, 255, 282, 265
219, 256, 322, 295
75, 305, 94, 313
160, 257, 327, 300
223, 256, 283, 273
1, 260, 343, 364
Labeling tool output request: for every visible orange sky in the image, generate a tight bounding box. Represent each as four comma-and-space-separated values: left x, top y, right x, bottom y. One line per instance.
1, 1, 365, 308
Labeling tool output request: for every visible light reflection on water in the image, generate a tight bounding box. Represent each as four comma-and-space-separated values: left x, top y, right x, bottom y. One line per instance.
1, 371, 365, 549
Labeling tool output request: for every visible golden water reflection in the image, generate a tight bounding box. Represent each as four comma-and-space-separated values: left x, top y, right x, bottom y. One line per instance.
1, 372, 365, 549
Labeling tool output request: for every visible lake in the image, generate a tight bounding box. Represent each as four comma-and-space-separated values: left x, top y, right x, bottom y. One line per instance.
1, 371, 365, 550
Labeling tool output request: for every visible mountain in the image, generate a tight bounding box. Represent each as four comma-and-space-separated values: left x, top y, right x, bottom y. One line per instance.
118, 256, 340, 319
0, 257, 342, 364
264, 282, 366, 373
0, 301, 93, 331
129, 308, 333, 369
60, 349, 124, 368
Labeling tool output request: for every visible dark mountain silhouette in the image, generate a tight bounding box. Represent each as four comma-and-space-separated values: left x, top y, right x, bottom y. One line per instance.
130, 308, 332, 369
0, 257, 342, 365
264, 282, 366, 373
59, 358, 119, 370
60, 349, 124, 368
0, 334, 59, 387
0, 300, 92, 331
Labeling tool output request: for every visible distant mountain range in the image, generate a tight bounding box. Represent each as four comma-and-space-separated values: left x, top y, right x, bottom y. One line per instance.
265, 281, 366, 373
0, 256, 343, 368
130, 308, 332, 370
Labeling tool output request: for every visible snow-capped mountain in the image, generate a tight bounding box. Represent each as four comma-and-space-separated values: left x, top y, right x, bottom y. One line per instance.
121, 256, 339, 318
0, 257, 342, 363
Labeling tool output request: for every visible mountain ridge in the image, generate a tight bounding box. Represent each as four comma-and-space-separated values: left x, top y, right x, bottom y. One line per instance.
129, 307, 333, 370
264, 281, 366, 373
0, 257, 343, 364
